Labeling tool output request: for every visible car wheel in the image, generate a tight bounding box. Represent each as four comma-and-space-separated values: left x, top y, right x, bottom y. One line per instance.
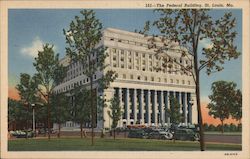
165, 133, 173, 140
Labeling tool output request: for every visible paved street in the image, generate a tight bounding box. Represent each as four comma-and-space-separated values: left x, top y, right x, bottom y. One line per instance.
204, 134, 241, 144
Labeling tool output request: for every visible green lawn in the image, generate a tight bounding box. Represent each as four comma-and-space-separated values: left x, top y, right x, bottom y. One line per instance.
8, 137, 241, 151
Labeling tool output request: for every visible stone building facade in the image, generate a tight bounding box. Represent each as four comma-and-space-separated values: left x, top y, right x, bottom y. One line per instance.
53, 28, 197, 130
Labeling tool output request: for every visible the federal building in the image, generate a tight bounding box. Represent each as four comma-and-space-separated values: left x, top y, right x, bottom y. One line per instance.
53, 28, 197, 130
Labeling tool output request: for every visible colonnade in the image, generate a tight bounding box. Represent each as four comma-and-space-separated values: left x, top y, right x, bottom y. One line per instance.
113, 87, 193, 127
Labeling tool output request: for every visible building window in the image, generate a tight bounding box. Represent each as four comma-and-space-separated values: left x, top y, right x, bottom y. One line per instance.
136, 52, 139, 57
158, 77, 161, 82
121, 64, 124, 68
176, 79, 179, 84
123, 74, 126, 79
130, 75, 133, 79
142, 60, 146, 65
86, 78, 89, 82
137, 76, 141, 80
142, 67, 145, 71
151, 77, 154, 81
128, 65, 132, 69
188, 81, 191, 85
129, 58, 132, 63
113, 63, 117, 67
94, 74, 97, 79
170, 79, 173, 83
164, 78, 167, 83
182, 80, 185, 84
136, 59, 139, 64
144, 76, 148, 81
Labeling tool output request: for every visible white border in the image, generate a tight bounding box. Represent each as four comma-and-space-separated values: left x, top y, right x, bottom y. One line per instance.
1, 0, 249, 159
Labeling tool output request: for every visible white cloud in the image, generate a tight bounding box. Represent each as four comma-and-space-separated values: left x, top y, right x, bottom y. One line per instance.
20, 36, 44, 58
200, 38, 213, 49
20, 37, 58, 58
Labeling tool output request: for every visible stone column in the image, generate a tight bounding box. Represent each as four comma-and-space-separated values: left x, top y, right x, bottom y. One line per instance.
118, 88, 123, 127
160, 90, 164, 125
140, 89, 145, 124
146, 90, 151, 125
153, 90, 158, 125
183, 92, 187, 125
133, 89, 137, 124
125, 88, 130, 125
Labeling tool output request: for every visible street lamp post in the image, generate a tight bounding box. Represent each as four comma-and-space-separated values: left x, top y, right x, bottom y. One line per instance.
31, 104, 36, 133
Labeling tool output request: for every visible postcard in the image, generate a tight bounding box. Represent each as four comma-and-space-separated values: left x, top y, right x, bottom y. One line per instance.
1, 0, 249, 159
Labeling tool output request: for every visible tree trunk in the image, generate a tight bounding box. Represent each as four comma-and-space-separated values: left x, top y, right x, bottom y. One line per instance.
58, 123, 61, 138
195, 72, 205, 151
221, 120, 224, 134
113, 128, 116, 140
80, 122, 83, 139
194, 45, 205, 151
47, 94, 51, 140
44, 120, 47, 137
90, 76, 94, 145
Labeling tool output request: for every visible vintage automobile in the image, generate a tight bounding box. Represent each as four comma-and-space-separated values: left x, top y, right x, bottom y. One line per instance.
148, 130, 173, 140
128, 129, 148, 139
174, 128, 200, 141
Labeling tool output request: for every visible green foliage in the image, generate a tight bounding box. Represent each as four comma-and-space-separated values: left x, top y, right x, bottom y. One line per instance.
64, 10, 104, 77
69, 86, 92, 125
166, 96, 182, 124
33, 43, 66, 98
108, 95, 122, 129
51, 93, 71, 125
208, 81, 242, 121
208, 81, 242, 133
8, 98, 29, 129
230, 89, 242, 121
16, 73, 39, 106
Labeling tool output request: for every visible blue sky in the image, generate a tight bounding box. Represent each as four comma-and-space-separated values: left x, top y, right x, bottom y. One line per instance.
8, 9, 242, 101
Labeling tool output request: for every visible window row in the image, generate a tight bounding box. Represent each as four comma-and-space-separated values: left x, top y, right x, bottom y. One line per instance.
56, 74, 97, 93
120, 74, 191, 85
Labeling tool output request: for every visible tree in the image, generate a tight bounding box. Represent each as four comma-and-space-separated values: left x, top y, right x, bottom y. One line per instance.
51, 92, 71, 138
16, 73, 39, 138
230, 89, 242, 123
64, 9, 116, 145
167, 96, 182, 125
8, 98, 27, 130
108, 95, 122, 140
33, 44, 66, 140
207, 81, 241, 133
70, 86, 92, 138
140, 9, 240, 150
166, 96, 182, 143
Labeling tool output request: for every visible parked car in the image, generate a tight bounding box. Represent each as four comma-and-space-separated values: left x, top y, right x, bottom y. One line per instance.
10, 130, 34, 138
174, 128, 199, 141
148, 130, 173, 140
128, 129, 148, 139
